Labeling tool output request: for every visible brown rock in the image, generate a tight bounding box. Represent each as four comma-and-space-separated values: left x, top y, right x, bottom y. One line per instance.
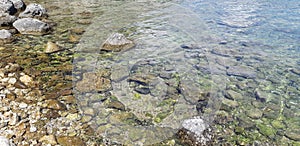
57, 136, 86, 146
39, 135, 57, 145
75, 71, 111, 93
45, 99, 66, 110
101, 33, 135, 52
45, 41, 61, 53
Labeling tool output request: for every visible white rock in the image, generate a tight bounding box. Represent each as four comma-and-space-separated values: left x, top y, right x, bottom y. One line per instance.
29, 125, 37, 132
7, 78, 16, 84
182, 117, 207, 137
19, 75, 32, 86
0, 136, 11, 146
19, 102, 27, 109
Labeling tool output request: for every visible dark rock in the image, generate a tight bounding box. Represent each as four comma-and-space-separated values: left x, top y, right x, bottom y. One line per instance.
13, 18, 50, 35
101, 33, 135, 52
107, 100, 125, 111
10, 0, 25, 12
134, 86, 150, 94
19, 3, 47, 18
0, 0, 16, 15
255, 89, 268, 102
0, 29, 13, 44
14, 80, 27, 89
0, 13, 16, 26
227, 65, 256, 78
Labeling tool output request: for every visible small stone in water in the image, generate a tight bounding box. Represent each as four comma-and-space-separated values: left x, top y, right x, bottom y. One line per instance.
45, 41, 61, 53
19, 102, 28, 108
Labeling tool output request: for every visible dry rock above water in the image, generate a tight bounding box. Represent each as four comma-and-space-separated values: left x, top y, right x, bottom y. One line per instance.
0, 0, 16, 15
19, 3, 47, 18
101, 33, 135, 52
0, 13, 16, 26
13, 18, 50, 35
0, 29, 13, 43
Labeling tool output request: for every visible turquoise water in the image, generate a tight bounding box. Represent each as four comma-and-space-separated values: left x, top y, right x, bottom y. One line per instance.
73, 0, 300, 145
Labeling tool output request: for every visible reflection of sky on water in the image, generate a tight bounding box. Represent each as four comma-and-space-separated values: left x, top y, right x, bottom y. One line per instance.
181, 0, 300, 52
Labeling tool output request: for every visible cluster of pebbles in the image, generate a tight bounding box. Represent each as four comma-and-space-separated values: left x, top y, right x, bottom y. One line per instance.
0, 63, 100, 145
0, 0, 51, 44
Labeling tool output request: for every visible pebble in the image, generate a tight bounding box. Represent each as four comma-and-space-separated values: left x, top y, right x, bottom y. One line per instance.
39, 135, 57, 145
19, 102, 28, 109
45, 41, 61, 53
19, 75, 33, 86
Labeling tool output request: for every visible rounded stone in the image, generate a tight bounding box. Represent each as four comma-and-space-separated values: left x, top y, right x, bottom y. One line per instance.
0, 136, 11, 146
246, 108, 263, 119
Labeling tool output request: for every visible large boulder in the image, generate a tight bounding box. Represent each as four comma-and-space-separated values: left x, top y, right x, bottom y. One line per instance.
19, 3, 47, 18
0, 29, 13, 44
0, 0, 16, 15
0, 13, 16, 26
12, 18, 50, 35
101, 33, 135, 52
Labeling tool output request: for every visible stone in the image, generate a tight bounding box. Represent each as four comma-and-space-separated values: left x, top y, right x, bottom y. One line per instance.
19, 3, 47, 18
246, 108, 263, 119
285, 131, 300, 141
45, 99, 66, 110
255, 89, 269, 102
220, 98, 239, 111
39, 135, 57, 145
101, 33, 135, 52
182, 117, 207, 137
0, 136, 12, 146
75, 71, 111, 93
227, 65, 256, 78
0, 0, 16, 15
224, 90, 243, 100
107, 100, 125, 111
290, 68, 300, 76
10, 0, 25, 12
0, 29, 13, 44
0, 13, 16, 26
45, 41, 61, 53
57, 136, 85, 146
19, 74, 33, 86
13, 18, 50, 35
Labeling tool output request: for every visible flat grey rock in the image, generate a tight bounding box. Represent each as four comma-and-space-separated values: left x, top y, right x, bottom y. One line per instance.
13, 18, 50, 35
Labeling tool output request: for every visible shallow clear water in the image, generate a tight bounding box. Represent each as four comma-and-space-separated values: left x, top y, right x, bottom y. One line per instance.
72, 0, 300, 145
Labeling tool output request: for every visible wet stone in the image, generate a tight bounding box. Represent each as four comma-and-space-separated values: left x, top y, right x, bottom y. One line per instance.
45, 41, 61, 53
246, 108, 263, 119
224, 90, 243, 100
13, 18, 50, 35
285, 130, 300, 141
57, 136, 85, 146
227, 65, 256, 78
75, 71, 111, 93
101, 33, 135, 52
107, 100, 125, 111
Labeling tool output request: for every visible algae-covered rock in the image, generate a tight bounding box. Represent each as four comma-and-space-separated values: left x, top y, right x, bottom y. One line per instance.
256, 123, 276, 138
101, 33, 134, 52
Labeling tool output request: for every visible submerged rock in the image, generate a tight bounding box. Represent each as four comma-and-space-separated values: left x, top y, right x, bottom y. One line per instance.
0, 13, 16, 26
0, 29, 13, 44
227, 65, 256, 78
13, 18, 50, 35
101, 33, 135, 52
19, 3, 47, 18
75, 71, 112, 93
178, 117, 213, 145
0, 0, 16, 15
45, 41, 61, 53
